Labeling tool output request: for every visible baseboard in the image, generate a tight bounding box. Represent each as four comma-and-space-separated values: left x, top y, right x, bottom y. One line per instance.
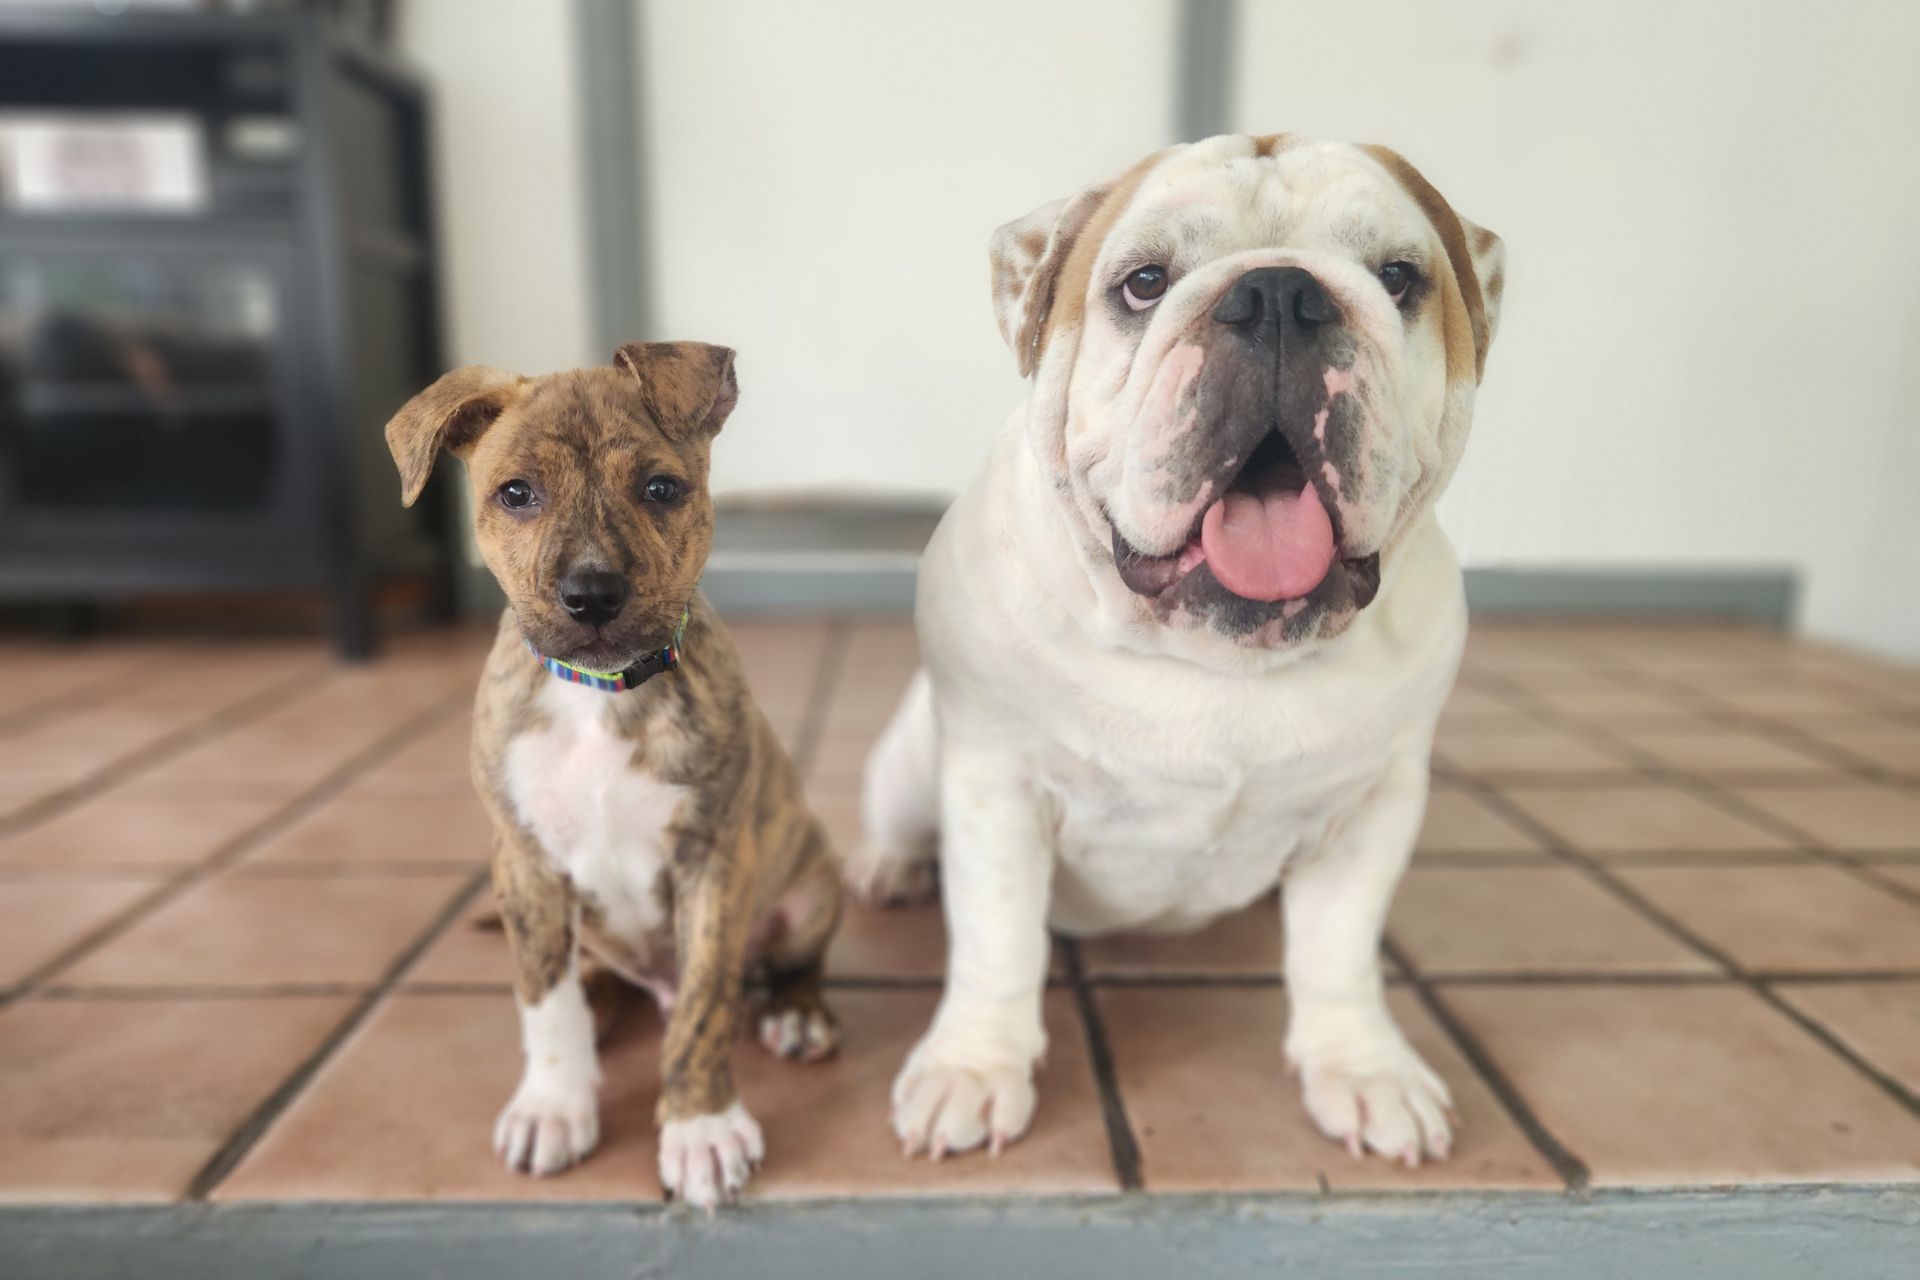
701, 557, 1797, 627
1460, 567, 1796, 625
456, 499, 1797, 626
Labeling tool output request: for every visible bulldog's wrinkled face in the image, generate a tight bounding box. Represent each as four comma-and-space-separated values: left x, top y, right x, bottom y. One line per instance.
384, 343, 737, 671
993, 135, 1504, 648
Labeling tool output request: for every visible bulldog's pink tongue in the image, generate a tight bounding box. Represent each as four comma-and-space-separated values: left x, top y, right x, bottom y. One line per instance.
1199, 483, 1336, 602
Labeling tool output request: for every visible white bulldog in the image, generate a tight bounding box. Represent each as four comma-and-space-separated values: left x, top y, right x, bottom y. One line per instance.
854, 134, 1505, 1166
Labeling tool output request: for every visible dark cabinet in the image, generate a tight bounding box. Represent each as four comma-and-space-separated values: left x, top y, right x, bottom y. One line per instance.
0, 10, 452, 657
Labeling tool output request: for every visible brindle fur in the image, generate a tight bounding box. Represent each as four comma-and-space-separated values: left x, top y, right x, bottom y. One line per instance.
387, 343, 841, 1141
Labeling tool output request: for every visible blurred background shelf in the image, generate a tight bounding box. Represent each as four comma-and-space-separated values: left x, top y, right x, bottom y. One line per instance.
0, 6, 451, 658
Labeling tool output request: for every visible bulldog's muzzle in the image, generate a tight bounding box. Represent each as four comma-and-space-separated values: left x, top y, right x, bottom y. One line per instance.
1109, 262, 1381, 633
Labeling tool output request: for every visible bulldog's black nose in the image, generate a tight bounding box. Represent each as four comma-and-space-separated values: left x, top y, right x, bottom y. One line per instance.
1213, 266, 1341, 339
558, 569, 629, 627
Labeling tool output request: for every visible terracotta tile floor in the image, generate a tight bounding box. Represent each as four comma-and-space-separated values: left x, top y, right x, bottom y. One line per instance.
0, 618, 1916, 1206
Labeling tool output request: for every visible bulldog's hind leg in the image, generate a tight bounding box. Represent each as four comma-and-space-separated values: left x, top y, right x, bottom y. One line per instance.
1282, 749, 1452, 1166
757, 823, 843, 1062
848, 670, 940, 904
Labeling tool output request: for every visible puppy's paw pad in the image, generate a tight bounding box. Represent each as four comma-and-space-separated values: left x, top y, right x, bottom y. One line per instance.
659, 1102, 764, 1211
843, 840, 939, 907
890, 1057, 1036, 1160
493, 1085, 599, 1177
757, 1002, 841, 1062
1298, 1050, 1453, 1166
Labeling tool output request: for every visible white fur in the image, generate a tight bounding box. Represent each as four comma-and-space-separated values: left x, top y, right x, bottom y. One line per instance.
864, 137, 1488, 1163
494, 969, 601, 1176
504, 678, 689, 976
659, 1102, 765, 1212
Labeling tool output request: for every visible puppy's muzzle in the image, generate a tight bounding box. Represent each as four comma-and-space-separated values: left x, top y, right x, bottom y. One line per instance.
1211, 265, 1342, 344
558, 568, 630, 628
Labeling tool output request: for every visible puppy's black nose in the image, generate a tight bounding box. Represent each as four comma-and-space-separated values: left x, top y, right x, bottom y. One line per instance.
558, 569, 629, 627
1212, 266, 1341, 339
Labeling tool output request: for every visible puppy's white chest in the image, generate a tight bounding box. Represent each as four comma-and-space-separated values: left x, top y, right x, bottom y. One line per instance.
502, 681, 688, 943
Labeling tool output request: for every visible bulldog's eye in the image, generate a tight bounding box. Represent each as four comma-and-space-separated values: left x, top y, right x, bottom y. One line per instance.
1121, 264, 1170, 311
1377, 261, 1419, 304
497, 478, 538, 511
643, 475, 682, 503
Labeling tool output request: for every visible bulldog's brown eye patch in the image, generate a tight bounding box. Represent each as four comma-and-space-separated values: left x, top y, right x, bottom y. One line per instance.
1121, 264, 1170, 311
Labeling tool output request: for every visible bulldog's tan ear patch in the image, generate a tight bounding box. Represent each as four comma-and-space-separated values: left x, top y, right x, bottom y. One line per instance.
1360, 144, 1502, 382
989, 149, 1179, 379
384, 365, 524, 507
614, 341, 740, 437
1460, 215, 1506, 350
990, 191, 1097, 379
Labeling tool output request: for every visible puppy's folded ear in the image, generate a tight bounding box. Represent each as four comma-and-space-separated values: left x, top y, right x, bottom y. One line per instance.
384, 366, 524, 507
614, 341, 739, 437
1360, 144, 1505, 381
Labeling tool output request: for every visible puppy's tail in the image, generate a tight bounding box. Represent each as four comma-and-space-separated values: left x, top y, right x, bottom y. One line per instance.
848, 669, 940, 905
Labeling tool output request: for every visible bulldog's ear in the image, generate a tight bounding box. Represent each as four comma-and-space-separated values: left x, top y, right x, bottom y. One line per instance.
615, 341, 739, 437
1459, 214, 1506, 352
384, 365, 524, 507
1360, 144, 1503, 381
989, 184, 1113, 379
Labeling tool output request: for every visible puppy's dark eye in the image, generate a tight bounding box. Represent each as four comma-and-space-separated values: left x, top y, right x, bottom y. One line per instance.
497, 479, 538, 511
1121, 264, 1170, 312
1378, 261, 1418, 304
643, 475, 682, 503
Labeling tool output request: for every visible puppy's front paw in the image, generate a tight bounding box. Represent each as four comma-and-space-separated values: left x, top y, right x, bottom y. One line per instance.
658, 1102, 764, 1211
1291, 1027, 1453, 1166
493, 1081, 600, 1176
891, 1045, 1037, 1159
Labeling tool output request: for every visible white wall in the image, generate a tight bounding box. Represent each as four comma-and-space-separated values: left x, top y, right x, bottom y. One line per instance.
398, 0, 593, 375
1231, 0, 1920, 657
636, 0, 1180, 501
398, 1, 1920, 658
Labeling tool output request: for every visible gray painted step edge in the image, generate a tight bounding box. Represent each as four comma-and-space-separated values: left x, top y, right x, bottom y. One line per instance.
2, 1188, 1913, 1280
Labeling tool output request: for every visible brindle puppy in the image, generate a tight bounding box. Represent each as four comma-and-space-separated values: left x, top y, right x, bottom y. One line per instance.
385, 342, 842, 1211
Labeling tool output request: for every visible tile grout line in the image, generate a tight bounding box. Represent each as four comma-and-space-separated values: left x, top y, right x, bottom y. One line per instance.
1564, 667, 1920, 893
1470, 666, 1920, 922
0, 644, 199, 736
0, 663, 325, 842
183, 868, 491, 1201
0, 692, 470, 1007
1456, 758, 1920, 1120
793, 617, 853, 783
36, 982, 381, 1001
1060, 941, 1145, 1192
1379, 934, 1593, 1192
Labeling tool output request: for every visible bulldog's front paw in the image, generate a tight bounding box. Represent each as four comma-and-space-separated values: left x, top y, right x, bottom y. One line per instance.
891, 1041, 1038, 1158
493, 1080, 600, 1176
658, 1102, 765, 1211
1289, 1013, 1453, 1166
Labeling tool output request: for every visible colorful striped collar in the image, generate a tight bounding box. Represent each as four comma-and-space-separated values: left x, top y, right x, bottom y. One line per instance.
526, 606, 688, 693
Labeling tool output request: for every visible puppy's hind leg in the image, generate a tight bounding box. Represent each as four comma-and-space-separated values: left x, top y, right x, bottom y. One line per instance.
847, 670, 940, 905
757, 825, 843, 1063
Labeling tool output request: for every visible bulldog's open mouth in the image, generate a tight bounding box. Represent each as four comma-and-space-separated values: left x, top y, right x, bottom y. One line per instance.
1111, 429, 1355, 605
